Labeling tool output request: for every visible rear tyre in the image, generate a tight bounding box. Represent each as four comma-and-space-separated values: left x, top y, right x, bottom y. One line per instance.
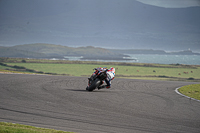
87, 79, 101, 92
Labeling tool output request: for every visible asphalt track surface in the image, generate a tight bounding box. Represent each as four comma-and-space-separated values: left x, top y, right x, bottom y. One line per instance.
0, 74, 200, 133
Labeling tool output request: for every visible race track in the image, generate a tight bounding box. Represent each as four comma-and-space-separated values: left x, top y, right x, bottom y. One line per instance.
0, 74, 200, 133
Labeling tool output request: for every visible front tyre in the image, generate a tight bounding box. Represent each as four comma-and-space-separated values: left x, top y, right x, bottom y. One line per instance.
87, 79, 101, 92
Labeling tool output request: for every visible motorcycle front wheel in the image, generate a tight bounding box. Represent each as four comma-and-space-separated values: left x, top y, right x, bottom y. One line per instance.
86, 78, 101, 92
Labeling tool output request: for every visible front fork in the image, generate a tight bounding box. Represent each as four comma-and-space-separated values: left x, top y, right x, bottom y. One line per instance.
87, 74, 104, 87
87, 74, 96, 87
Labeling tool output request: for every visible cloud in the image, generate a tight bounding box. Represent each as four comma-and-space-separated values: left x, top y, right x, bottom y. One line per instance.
136, 0, 200, 8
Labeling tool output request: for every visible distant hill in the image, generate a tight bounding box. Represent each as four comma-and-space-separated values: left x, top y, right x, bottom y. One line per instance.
110, 49, 167, 54
0, 43, 128, 60
110, 49, 200, 55
0, 45, 48, 58
168, 50, 200, 55
1, 43, 199, 60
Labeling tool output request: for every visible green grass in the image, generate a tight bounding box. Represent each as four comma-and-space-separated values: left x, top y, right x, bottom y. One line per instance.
0, 122, 73, 133
0, 58, 200, 81
3, 62, 200, 79
0, 64, 15, 70
5, 63, 98, 76
179, 84, 200, 100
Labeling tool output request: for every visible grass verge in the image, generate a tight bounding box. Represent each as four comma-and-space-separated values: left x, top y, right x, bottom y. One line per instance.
179, 84, 200, 100
0, 122, 73, 133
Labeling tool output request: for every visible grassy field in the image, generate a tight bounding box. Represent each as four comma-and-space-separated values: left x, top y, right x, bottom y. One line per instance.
0, 122, 73, 133
1, 62, 200, 81
179, 84, 200, 100
0, 57, 200, 81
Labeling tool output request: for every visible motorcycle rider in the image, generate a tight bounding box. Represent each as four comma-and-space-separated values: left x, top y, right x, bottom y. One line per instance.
91, 67, 115, 89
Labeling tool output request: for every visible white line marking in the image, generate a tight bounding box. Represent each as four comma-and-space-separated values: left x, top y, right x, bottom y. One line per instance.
175, 87, 200, 102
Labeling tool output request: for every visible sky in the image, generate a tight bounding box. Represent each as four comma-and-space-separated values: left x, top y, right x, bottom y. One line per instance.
0, 0, 200, 52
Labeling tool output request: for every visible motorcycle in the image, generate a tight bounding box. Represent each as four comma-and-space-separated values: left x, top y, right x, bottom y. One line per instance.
86, 68, 107, 91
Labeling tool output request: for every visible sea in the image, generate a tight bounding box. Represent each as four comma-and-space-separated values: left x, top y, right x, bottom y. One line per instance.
52, 54, 200, 65
123, 54, 200, 65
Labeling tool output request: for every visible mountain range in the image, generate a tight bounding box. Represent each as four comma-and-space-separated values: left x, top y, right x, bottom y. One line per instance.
0, 44, 199, 60
0, 43, 127, 60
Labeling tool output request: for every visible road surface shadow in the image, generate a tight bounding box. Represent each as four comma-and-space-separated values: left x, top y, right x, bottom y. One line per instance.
67, 89, 111, 93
